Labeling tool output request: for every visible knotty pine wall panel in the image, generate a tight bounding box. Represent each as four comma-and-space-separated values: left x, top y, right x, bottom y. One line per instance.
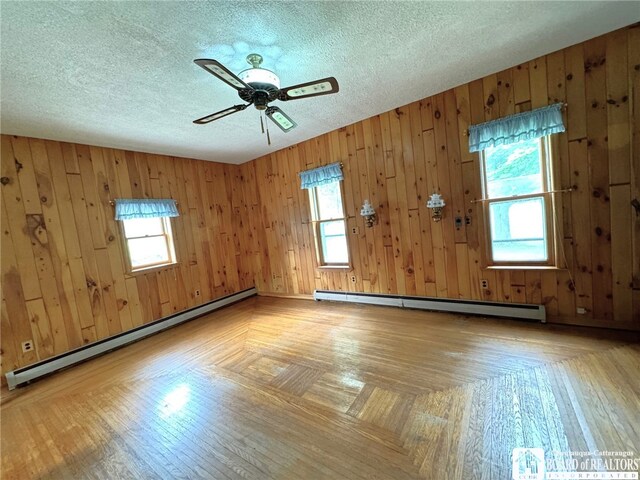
1, 25, 638, 377
240, 25, 639, 328
1, 136, 254, 374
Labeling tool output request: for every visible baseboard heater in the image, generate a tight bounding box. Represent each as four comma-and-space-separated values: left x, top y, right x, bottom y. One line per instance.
314, 290, 546, 322
5, 287, 257, 390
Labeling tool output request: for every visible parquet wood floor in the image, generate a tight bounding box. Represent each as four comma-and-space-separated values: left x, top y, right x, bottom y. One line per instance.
2, 297, 639, 479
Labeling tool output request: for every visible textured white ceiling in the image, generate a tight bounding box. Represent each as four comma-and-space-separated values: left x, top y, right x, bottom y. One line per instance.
1, 2, 638, 164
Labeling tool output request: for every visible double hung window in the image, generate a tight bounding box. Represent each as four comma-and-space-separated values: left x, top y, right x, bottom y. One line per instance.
480, 137, 555, 265
300, 162, 349, 267
308, 181, 349, 266
114, 198, 179, 273
469, 103, 565, 267
122, 216, 177, 271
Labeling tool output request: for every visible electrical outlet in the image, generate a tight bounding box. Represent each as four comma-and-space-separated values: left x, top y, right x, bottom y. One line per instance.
480, 279, 489, 289
195, 289, 201, 297
350, 275, 357, 283
576, 307, 586, 314
21, 340, 33, 353
351, 226, 360, 235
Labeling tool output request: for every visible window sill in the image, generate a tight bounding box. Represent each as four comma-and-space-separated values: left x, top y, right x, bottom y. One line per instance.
317, 265, 352, 271
484, 265, 566, 271
127, 262, 180, 276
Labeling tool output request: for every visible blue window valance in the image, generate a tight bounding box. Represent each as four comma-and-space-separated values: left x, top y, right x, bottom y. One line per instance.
468, 103, 565, 153
299, 162, 343, 189
114, 199, 179, 220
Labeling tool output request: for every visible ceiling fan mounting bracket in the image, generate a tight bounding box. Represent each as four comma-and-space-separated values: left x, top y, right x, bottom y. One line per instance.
246, 53, 264, 69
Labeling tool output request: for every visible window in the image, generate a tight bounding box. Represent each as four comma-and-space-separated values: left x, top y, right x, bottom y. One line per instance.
121, 216, 177, 272
480, 137, 556, 265
469, 103, 565, 267
114, 198, 179, 272
309, 181, 349, 266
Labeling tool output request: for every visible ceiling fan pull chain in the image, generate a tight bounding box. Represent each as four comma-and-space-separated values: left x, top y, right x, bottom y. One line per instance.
266, 121, 271, 146
260, 112, 265, 134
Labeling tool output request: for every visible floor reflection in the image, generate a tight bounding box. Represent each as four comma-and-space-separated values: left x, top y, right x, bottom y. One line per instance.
159, 383, 191, 417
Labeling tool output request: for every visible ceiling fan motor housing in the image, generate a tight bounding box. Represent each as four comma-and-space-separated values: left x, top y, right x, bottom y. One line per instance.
249, 89, 272, 110
238, 83, 280, 110
237, 54, 282, 110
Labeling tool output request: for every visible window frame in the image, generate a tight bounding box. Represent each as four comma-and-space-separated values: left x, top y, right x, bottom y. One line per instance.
308, 181, 350, 268
120, 216, 178, 273
479, 136, 558, 268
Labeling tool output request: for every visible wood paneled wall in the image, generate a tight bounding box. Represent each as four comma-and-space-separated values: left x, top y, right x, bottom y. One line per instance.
1, 25, 638, 376
1, 135, 254, 374
240, 25, 640, 328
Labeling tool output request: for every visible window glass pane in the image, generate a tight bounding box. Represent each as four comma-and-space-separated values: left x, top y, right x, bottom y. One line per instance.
320, 220, 348, 264
127, 236, 171, 268
489, 197, 547, 262
123, 217, 165, 238
484, 138, 543, 198
316, 182, 344, 220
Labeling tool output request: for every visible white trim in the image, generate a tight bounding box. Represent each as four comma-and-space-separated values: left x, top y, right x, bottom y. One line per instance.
5, 287, 257, 390
314, 290, 546, 322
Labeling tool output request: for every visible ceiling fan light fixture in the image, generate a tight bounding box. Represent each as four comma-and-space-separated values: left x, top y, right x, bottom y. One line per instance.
238, 67, 280, 89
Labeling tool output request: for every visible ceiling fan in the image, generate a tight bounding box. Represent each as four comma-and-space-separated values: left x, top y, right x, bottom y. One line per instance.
192, 53, 339, 135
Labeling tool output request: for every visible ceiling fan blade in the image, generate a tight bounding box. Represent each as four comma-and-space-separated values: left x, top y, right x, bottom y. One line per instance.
194, 58, 252, 91
265, 106, 297, 132
193, 104, 249, 124
278, 77, 339, 101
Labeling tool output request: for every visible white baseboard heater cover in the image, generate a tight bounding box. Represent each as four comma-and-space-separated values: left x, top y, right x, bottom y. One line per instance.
5, 287, 257, 390
314, 290, 546, 322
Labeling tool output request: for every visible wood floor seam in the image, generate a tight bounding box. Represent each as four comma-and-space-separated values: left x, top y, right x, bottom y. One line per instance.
3, 297, 638, 479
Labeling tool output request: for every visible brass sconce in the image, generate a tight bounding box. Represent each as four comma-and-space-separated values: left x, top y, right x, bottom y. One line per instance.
426, 193, 445, 222
360, 200, 377, 227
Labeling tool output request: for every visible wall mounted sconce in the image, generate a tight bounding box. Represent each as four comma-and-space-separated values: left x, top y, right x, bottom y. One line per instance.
360, 200, 377, 227
426, 193, 445, 222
